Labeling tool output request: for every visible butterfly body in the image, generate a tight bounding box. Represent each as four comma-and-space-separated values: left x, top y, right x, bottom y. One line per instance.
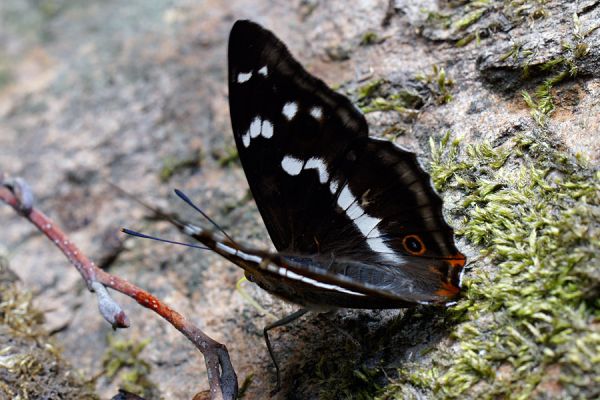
181, 225, 409, 309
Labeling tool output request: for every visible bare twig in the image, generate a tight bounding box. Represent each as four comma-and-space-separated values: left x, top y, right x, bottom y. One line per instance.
0, 175, 238, 400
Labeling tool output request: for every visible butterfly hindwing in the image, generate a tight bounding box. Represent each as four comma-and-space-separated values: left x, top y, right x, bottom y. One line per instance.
228, 20, 464, 305
322, 138, 465, 302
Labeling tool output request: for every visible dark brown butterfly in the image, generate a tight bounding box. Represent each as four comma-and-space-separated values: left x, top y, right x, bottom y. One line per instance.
217, 20, 465, 308
133, 20, 465, 391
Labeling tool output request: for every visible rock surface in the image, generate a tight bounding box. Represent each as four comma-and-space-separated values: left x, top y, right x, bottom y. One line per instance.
1, 1, 598, 399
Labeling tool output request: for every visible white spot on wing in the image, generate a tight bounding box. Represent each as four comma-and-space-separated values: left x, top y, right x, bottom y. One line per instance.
216, 242, 237, 256
337, 184, 355, 210
237, 72, 252, 83
261, 120, 273, 138
304, 157, 329, 183
281, 155, 304, 176
277, 267, 365, 296
183, 224, 202, 235
309, 106, 323, 120
329, 180, 339, 194
282, 102, 298, 120
355, 213, 380, 236
249, 117, 261, 138
237, 251, 263, 263
258, 65, 268, 76
366, 236, 402, 263
337, 184, 402, 264
216, 242, 262, 263
283, 269, 304, 280
266, 264, 279, 273
346, 201, 364, 220
241, 132, 250, 147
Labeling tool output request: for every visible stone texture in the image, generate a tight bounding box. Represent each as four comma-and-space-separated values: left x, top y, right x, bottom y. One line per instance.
1, 1, 598, 399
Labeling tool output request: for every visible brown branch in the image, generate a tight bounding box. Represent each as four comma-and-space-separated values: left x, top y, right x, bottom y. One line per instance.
0, 175, 238, 400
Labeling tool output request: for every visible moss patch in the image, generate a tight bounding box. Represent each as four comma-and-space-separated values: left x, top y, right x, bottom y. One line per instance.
355, 79, 424, 115
102, 335, 159, 399
421, 1, 550, 45
0, 257, 98, 399
159, 151, 202, 182
360, 31, 386, 46
378, 131, 599, 399
520, 13, 593, 127
416, 65, 454, 105
215, 145, 240, 168
306, 357, 382, 400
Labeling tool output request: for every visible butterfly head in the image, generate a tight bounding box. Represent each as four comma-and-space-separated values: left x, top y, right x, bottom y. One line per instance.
433, 254, 466, 300
397, 231, 466, 303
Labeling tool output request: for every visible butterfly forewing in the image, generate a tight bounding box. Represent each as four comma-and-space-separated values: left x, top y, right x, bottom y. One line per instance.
228, 21, 367, 251
228, 20, 464, 305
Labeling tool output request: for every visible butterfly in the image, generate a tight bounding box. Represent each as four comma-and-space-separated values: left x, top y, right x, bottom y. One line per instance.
140, 19, 465, 391
221, 20, 465, 308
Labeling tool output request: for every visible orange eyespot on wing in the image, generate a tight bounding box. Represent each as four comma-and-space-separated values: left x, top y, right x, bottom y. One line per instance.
402, 234, 426, 256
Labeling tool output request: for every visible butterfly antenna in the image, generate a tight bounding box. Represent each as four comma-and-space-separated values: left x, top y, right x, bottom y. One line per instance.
121, 228, 209, 250
109, 183, 187, 230
174, 189, 235, 243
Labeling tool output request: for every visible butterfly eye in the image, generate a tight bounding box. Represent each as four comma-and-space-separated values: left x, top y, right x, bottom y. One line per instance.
402, 235, 426, 256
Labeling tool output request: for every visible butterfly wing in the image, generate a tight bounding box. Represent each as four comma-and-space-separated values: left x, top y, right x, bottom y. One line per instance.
228, 20, 464, 304
228, 20, 367, 252
318, 138, 465, 303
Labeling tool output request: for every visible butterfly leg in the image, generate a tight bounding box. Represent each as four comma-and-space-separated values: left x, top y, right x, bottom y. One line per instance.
263, 308, 309, 394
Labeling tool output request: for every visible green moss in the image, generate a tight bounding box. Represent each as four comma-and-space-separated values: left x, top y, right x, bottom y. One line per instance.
451, 8, 485, 31
424, 10, 452, 29
0, 258, 98, 399
355, 79, 424, 116
237, 373, 254, 398
421, 1, 551, 48
102, 335, 159, 398
361, 96, 408, 114
315, 359, 382, 400
499, 43, 534, 66
520, 12, 591, 127
357, 79, 384, 101
416, 65, 454, 105
455, 32, 480, 47
217, 146, 240, 167
352, 72, 451, 130
159, 152, 202, 182
378, 130, 599, 399
360, 31, 385, 46
520, 59, 575, 126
